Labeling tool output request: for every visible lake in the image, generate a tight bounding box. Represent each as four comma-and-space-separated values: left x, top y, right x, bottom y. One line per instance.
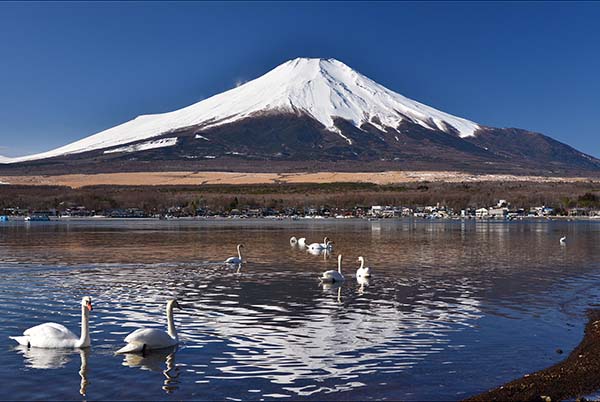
1, 218, 599, 401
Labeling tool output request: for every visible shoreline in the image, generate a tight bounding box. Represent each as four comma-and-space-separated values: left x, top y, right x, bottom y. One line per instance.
3, 216, 600, 222
465, 309, 600, 401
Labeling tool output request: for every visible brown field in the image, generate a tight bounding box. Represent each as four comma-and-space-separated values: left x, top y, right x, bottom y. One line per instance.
1, 170, 598, 188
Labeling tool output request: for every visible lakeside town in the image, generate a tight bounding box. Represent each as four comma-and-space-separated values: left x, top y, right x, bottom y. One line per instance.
3, 198, 600, 221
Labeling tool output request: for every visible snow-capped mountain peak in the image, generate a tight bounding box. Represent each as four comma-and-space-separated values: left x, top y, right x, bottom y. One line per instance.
1, 57, 480, 163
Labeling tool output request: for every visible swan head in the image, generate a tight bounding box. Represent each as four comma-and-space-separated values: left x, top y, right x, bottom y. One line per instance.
237, 244, 244, 249
357, 256, 365, 263
167, 299, 182, 309
80, 296, 93, 312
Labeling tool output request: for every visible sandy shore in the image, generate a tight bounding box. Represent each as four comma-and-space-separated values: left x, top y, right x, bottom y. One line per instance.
0, 171, 598, 188
465, 310, 600, 401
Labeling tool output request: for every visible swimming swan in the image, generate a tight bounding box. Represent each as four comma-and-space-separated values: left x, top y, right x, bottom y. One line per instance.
225, 244, 244, 264
116, 300, 182, 354
320, 254, 345, 283
356, 256, 372, 278
308, 237, 333, 251
298, 237, 306, 247
10, 296, 93, 349
560, 236, 567, 244
290, 237, 298, 245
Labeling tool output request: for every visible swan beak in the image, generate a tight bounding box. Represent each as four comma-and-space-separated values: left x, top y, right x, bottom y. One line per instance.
87, 303, 93, 311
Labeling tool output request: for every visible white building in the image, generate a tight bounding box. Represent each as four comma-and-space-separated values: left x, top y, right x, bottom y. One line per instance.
476, 208, 489, 219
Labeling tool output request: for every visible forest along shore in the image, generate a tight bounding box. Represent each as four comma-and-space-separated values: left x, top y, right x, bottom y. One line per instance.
0, 181, 599, 216
465, 309, 600, 402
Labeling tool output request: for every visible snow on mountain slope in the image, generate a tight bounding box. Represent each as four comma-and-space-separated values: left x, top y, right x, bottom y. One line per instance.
102, 137, 178, 154
0, 58, 480, 163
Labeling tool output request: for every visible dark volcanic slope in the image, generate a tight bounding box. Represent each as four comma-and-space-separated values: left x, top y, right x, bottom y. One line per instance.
1, 113, 598, 176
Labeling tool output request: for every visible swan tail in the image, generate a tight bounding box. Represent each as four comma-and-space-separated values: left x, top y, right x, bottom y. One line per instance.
115, 343, 144, 354
9, 336, 29, 346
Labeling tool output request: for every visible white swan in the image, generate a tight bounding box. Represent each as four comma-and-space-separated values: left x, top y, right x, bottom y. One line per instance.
320, 237, 333, 250
10, 296, 93, 349
356, 256, 372, 278
290, 236, 297, 245
320, 254, 345, 283
308, 237, 333, 251
560, 236, 567, 244
225, 244, 244, 264
116, 300, 182, 354
298, 237, 306, 247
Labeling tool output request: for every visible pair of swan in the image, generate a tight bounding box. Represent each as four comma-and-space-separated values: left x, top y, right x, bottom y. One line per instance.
308, 237, 333, 251
290, 236, 306, 247
320, 255, 372, 283
10, 297, 184, 354
291, 236, 333, 251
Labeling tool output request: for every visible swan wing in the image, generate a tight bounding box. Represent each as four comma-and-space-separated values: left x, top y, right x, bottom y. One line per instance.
357, 267, 372, 277
225, 257, 241, 264
23, 323, 77, 340
123, 328, 176, 349
321, 270, 344, 282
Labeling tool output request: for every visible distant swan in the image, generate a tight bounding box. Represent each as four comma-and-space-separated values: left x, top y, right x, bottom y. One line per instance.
320, 254, 345, 283
116, 300, 182, 354
225, 244, 244, 264
560, 236, 567, 244
321, 236, 333, 250
356, 256, 372, 278
10, 296, 93, 349
308, 237, 333, 251
290, 237, 297, 245
298, 237, 306, 247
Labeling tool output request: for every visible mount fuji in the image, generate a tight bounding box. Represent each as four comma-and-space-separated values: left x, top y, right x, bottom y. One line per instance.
1, 58, 598, 175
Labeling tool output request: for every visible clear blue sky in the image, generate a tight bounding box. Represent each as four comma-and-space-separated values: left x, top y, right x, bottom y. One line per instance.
1, 1, 599, 157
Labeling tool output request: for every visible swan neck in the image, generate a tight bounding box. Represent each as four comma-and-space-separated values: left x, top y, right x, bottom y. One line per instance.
167, 304, 177, 339
237, 245, 243, 260
79, 305, 91, 347
359, 258, 364, 269
338, 257, 342, 274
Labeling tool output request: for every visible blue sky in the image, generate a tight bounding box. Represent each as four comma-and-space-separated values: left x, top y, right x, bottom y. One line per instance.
0, 2, 599, 157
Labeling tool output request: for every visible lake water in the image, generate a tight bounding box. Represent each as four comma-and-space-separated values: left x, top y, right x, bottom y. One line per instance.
1, 219, 599, 401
